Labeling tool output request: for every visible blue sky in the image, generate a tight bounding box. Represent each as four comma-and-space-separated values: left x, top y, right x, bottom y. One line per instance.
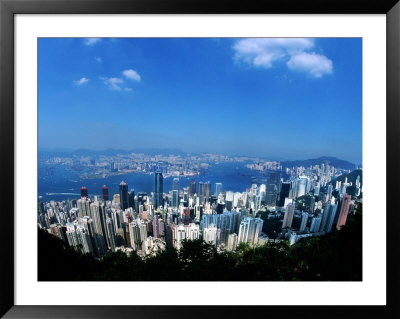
38, 38, 362, 163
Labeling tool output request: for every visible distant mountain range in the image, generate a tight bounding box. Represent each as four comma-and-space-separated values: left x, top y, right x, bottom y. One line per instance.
39, 148, 188, 157
39, 149, 358, 170
281, 156, 358, 171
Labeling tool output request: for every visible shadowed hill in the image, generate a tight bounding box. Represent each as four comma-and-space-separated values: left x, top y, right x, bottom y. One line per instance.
38, 205, 362, 281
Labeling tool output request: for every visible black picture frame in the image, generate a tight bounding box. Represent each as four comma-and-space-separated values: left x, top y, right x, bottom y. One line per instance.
1, 0, 399, 318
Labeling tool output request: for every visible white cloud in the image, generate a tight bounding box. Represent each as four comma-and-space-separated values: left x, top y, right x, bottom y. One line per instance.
73, 77, 89, 85
84, 38, 101, 46
287, 52, 333, 78
124, 87, 132, 92
94, 56, 102, 62
100, 77, 124, 90
233, 38, 332, 77
122, 69, 141, 82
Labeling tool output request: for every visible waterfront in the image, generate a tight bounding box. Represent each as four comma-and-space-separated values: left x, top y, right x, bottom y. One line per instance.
38, 161, 267, 202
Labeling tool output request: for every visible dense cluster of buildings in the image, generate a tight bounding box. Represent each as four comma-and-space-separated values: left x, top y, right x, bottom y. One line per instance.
38, 163, 362, 259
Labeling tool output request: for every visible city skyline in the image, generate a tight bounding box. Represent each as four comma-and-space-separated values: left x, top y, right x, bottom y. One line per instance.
39, 38, 362, 163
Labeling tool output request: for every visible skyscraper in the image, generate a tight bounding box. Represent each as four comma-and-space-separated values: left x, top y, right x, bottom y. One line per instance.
198, 182, 204, 203
277, 182, 290, 207
172, 177, 179, 192
326, 203, 338, 233
215, 182, 222, 196
336, 194, 352, 230
80, 187, 88, 198
189, 179, 196, 196
299, 211, 309, 233
154, 171, 164, 209
90, 201, 107, 256
128, 189, 135, 210
172, 190, 179, 208
204, 182, 211, 203
310, 216, 322, 233
119, 181, 129, 210
282, 203, 295, 229
101, 185, 109, 201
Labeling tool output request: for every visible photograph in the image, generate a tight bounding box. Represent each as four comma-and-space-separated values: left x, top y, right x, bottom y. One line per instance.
37, 37, 362, 281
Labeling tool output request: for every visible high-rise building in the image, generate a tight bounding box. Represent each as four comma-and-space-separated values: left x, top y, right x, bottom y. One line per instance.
225, 191, 234, 211
296, 177, 308, 198
310, 216, 322, 233
203, 225, 218, 246
189, 179, 196, 196
101, 185, 109, 201
80, 187, 88, 198
299, 211, 309, 233
265, 170, 281, 205
277, 182, 290, 207
129, 219, 141, 251
128, 189, 135, 210
172, 190, 179, 208
153, 215, 165, 238
198, 182, 204, 203
184, 223, 200, 241
325, 203, 338, 233
77, 197, 91, 218
204, 182, 211, 203
227, 233, 238, 251
119, 181, 129, 210
154, 171, 164, 209
336, 194, 352, 230
237, 217, 263, 246
327, 184, 333, 198
282, 203, 295, 229
105, 218, 116, 252
314, 185, 320, 196
90, 201, 107, 256
215, 182, 222, 196
171, 224, 186, 250
320, 202, 332, 232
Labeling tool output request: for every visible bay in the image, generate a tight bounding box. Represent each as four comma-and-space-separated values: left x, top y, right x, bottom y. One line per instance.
38, 161, 267, 202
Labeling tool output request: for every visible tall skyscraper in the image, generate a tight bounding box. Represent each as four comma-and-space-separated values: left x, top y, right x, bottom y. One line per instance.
336, 194, 352, 230
204, 182, 211, 203
189, 179, 196, 196
119, 181, 129, 210
154, 171, 164, 209
90, 201, 107, 256
277, 182, 290, 207
172, 190, 179, 208
80, 186, 88, 198
101, 185, 109, 201
266, 170, 280, 206
282, 203, 295, 228
198, 182, 204, 203
296, 177, 308, 198
128, 189, 135, 210
215, 182, 222, 196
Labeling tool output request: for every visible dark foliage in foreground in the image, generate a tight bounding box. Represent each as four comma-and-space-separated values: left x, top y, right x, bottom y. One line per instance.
38, 205, 362, 281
